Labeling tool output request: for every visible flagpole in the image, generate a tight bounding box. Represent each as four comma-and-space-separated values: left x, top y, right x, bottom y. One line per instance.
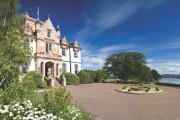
37, 6, 39, 20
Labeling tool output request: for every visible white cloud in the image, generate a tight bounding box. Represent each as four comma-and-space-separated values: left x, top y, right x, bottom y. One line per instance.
148, 60, 180, 74
74, 0, 167, 41
76, 0, 170, 71
74, 1, 142, 41
147, 58, 154, 63
81, 43, 135, 70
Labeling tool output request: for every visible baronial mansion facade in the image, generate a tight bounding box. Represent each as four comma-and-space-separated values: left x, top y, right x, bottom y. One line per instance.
23, 12, 81, 86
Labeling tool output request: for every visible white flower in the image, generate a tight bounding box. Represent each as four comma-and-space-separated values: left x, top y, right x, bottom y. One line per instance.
9, 112, 13, 117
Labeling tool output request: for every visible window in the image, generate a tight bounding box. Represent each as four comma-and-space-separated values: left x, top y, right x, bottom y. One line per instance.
49, 44, 51, 51
62, 48, 66, 56
74, 51, 78, 58
45, 42, 51, 53
62, 63, 67, 73
21, 64, 29, 73
75, 64, 78, 74
47, 29, 51, 37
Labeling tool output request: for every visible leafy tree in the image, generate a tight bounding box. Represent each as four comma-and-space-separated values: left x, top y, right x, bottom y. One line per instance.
151, 69, 161, 82
104, 52, 146, 80
136, 64, 153, 83
0, 0, 20, 34
0, 0, 31, 89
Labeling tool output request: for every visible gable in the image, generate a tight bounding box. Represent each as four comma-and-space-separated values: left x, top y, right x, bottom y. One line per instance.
39, 18, 58, 40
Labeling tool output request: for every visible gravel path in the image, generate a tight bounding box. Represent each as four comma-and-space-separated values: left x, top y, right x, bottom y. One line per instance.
66, 83, 180, 120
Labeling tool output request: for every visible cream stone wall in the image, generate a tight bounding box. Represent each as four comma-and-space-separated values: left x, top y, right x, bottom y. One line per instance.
36, 40, 45, 53
24, 13, 81, 80
52, 44, 59, 55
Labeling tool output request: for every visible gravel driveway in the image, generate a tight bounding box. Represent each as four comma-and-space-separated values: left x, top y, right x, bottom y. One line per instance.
66, 83, 180, 120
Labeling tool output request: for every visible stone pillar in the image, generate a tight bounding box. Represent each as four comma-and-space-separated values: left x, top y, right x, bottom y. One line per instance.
62, 75, 66, 86
43, 63, 46, 79
54, 63, 56, 77
56, 64, 59, 76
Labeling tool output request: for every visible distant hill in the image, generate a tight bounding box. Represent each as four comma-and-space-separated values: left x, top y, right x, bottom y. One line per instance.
161, 74, 180, 78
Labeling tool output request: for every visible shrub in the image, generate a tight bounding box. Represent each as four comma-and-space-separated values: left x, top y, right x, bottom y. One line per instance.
63, 73, 80, 85
22, 71, 47, 88
155, 86, 159, 91
121, 85, 128, 90
87, 70, 96, 82
94, 70, 108, 83
0, 81, 35, 104
78, 70, 93, 84
42, 88, 93, 120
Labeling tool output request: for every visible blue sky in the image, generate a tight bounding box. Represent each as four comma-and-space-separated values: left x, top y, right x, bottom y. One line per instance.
20, 0, 180, 74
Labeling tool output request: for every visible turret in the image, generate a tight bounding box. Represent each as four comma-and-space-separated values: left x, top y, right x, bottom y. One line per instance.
72, 40, 80, 48
60, 36, 68, 47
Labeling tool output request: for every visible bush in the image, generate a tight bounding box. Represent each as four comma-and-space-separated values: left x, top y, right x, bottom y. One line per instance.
22, 71, 47, 88
78, 70, 93, 84
42, 88, 93, 120
155, 86, 159, 91
63, 73, 80, 85
0, 80, 35, 104
94, 70, 108, 83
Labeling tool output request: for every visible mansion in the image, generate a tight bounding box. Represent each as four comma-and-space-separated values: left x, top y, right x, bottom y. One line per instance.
23, 13, 81, 86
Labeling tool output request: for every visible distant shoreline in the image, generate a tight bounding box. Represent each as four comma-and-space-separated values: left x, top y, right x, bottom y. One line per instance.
159, 78, 180, 87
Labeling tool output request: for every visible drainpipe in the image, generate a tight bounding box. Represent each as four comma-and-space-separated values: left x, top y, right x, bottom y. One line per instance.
69, 45, 72, 73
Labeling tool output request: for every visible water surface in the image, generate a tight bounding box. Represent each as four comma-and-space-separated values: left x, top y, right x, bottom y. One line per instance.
160, 78, 180, 85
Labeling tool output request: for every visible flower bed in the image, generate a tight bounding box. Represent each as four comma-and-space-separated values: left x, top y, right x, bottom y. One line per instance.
117, 84, 163, 94
0, 100, 57, 119
0, 99, 85, 120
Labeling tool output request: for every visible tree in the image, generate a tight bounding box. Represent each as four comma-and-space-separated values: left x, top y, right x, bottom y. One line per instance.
136, 64, 153, 83
151, 69, 161, 82
104, 52, 146, 80
0, 0, 20, 34
0, 0, 31, 89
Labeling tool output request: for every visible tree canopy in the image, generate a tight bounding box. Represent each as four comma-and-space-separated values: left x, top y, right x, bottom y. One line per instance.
104, 52, 159, 83
151, 69, 161, 82
104, 52, 146, 80
0, 0, 31, 89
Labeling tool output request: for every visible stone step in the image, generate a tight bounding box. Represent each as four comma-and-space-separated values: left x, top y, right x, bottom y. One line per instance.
53, 78, 62, 87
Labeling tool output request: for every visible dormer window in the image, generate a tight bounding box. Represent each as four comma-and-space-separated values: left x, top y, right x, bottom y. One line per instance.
74, 51, 78, 58
62, 48, 66, 56
47, 29, 51, 37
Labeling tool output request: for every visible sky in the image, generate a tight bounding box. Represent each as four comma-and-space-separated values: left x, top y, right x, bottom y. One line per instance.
20, 0, 180, 74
